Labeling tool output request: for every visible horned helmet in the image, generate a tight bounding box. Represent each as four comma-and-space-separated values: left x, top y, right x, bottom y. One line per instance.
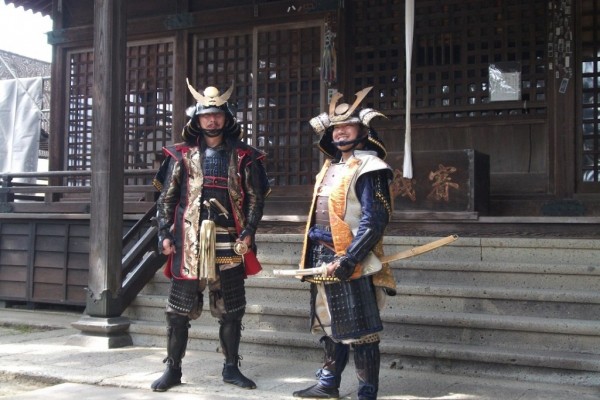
183, 79, 241, 141
309, 86, 387, 159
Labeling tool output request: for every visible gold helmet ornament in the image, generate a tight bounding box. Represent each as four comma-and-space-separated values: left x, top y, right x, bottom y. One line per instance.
309, 86, 388, 159
186, 78, 234, 114
183, 79, 241, 142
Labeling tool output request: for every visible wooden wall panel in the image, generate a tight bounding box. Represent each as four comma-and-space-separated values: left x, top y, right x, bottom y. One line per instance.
67, 237, 90, 253
0, 251, 27, 267
0, 265, 26, 282
67, 253, 89, 270
404, 122, 549, 195
67, 269, 88, 286
32, 282, 62, 301
33, 252, 65, 268
66, 286, 86, 303
0, 282, 26, 298
0, 219, 91, 306
33, 266, 63, 284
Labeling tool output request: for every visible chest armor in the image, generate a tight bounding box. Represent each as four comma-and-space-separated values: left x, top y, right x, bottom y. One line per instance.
314, 162, 345, 227
201, 146, 233, 217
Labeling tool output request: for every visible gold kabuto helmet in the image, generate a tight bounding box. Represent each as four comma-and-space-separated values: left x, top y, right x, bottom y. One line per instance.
309, 86, 388, 159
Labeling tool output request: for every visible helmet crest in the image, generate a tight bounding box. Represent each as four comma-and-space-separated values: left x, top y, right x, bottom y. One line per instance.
186, 78, 234, 108
308, 86, 388, 159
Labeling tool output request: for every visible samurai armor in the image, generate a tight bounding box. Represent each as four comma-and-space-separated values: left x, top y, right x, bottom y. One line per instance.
324, 276, 382, 340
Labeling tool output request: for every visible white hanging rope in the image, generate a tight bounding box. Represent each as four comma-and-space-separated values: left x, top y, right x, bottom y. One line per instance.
403, 0, 414, 179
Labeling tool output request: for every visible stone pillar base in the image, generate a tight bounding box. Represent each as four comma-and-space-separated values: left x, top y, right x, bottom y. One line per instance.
68, 315, 132, 349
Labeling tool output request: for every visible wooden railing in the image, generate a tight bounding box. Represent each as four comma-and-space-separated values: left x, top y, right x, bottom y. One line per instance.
0, 169, 166, 311
0, 170, 157, 214
120, 202, 167, 312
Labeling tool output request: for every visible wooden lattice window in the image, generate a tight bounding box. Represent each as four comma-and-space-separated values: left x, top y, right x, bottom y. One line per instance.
67, 50, 94, 185
191, 33, 254, 140
256, 25, 322, 186
191, 24, 322, 186
579, 0, 600, 186
66, 41, 174, 185
125, 41, 174, 184
350, 0, 547, 121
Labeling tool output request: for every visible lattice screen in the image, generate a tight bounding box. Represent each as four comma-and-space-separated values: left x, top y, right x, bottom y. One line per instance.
351, 0, 547, 121
66, 42, 174, 185
67, 50, 94, 185
191, 25, 322, 186
191, 33, 254, 138
256, 26, 322, 186
580, 0, 600, 184
125, 42, 174, 184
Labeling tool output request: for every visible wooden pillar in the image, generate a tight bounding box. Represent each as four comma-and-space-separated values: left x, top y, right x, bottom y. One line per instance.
48, 0, 66, 189
69, 0, 131, 349
87, 0, 126, 315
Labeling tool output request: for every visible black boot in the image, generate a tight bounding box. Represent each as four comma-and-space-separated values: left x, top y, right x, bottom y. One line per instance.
151, 313, 190, 392
353, 341, 380, 400
293, 336, 349, 399
219, 318, 257, 389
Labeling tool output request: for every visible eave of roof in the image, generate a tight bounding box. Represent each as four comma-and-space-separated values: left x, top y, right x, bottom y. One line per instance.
3, 0, 52, 17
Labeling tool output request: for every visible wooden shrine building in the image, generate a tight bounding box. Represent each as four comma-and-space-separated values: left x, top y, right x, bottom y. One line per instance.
2, 0, 600, 384
1, 0, 599, 328
4, 0, 600, 220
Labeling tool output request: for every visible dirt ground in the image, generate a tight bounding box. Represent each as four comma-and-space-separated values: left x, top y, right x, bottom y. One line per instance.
0, 326, 61, 398
0, 372, 57, 398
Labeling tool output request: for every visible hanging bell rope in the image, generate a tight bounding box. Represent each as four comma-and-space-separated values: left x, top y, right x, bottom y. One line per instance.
403, 0, 415, 179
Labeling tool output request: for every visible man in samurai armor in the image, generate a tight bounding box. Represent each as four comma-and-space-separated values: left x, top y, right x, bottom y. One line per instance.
293, 87, 397, 400
151, 80, 270, 392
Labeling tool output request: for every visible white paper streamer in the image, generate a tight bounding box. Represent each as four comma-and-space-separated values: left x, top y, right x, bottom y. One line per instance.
403, 0, 414, 178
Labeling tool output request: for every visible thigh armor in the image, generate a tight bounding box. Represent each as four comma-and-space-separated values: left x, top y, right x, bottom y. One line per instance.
324, 276, 383, 340
219, 264, 247, 314
168, 278, 200, 314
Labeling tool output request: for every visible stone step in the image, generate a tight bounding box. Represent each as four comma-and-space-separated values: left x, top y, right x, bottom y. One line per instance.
393, 260, 600, 292
126, 293, 600, 356
255, 234, 600, 266
387, 340, 600, 386
393, 282, 600, 305
125, 294, 310, 332
381, 310, 600, 355
129, 234, 600, 384
394, 285, 600, 320
138, 270, 600, 321
128, 319, 323, 362
128, 318, 600, 386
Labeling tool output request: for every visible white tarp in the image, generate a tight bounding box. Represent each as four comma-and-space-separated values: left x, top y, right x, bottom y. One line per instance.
0, 77, 42, 180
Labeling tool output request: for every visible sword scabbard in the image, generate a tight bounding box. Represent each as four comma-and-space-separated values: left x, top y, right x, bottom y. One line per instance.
380, 234, 458, 263
273, 264, 328, 277
272, 235, 459, 278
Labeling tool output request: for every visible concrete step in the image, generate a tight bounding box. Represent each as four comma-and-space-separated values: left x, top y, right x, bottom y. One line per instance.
388, 339, 600, 386
125, 294, 311, 332
128, 319, 323, 362
254, 234, 600, 266
393, 260, 600, 292
127, 318, 600, 387
126, 291, 600, 356
394, 284, 600, 319
127, 234, 600, 384
138, 269, 600, 321
381, 309, 600, 355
